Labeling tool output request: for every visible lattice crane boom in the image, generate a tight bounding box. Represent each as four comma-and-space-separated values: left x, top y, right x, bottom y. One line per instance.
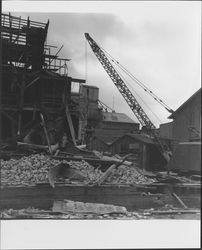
85, 33, 174, 162
85, 33, 156, 129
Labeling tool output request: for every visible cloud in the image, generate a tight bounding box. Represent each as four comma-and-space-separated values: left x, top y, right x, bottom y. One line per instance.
8, 3, 201, 127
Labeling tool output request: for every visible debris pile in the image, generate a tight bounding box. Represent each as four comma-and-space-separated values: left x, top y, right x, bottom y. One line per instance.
104, 165, 156, 185
1, 204, 200, 219
0, 154, 60, 186
1, 153, 156, 186
68, 160, 156, 184
0, 207, 142, 219
68, 160, 103, 182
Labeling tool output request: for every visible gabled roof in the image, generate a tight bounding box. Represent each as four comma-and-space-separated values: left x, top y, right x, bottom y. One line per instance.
93, 133, 171, 146
92, 135, 120, 145
122, 133, 156, 144
102, 112, 138, 124
101, 133, 156, 145
169, 88, 201, 119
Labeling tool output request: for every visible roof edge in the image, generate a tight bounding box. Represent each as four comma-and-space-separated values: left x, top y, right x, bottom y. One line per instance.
168, 88, 201, 119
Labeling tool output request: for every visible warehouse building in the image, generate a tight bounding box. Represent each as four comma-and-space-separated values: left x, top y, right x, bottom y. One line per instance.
109, 134, 168, 171
159, 88, 201, 142
87, 112, 140, 151
161, 88, 201, 173
169, 88, 201, 142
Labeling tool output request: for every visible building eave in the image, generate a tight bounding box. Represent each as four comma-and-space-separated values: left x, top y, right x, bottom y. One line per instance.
168, 88, 201, 119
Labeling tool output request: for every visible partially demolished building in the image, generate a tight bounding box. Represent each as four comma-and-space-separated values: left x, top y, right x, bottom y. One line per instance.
0, 13, 85, 145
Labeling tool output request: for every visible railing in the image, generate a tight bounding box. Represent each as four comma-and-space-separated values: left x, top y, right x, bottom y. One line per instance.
44, 56, 69, 75
1, 13, 47, 45
1, 13, 69, 76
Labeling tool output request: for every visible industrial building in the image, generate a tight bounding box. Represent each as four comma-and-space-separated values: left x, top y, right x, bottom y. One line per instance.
87, 111, 140, 151
159, 88, 201, 173
160, 88, 201, 142
109, 134, 168, 171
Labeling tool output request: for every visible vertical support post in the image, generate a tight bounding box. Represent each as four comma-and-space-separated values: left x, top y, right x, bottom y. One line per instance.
40, 113, 53, 155
65, 103, 77, 146
78, 119, 82, 141
49, 48, 51, 69
142, 144, 147, 170
17, 74, 25, 136
9, 13, 12, 43
0, 24, 2, 142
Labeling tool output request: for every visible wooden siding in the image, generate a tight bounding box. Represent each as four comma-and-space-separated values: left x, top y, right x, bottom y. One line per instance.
172, 91, 201, 142
109, 135, 143, 155
87, 137, 110, 152
159, 122, 173, 139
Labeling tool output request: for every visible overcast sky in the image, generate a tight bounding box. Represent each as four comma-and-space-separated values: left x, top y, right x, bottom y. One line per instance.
3, 1, 201, 127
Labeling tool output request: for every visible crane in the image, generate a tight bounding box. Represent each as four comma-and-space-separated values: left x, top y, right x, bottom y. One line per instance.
84, 33, 172, 161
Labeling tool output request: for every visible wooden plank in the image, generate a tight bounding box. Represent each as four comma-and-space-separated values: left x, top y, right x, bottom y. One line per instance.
40, 113, 53, 155
145, 209, 200, 215
52, 200, 127, 214
52, 154, 119, 168
65, 104, 77, 146
95, 154, 133, 185
0, 184, 173, 211
172, 192, 188, 209
96, 163, 117, 186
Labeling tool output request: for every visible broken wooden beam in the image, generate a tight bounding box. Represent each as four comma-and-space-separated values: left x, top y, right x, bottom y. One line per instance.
96, 163, 117, 186
40, 113, 53, 155
144, 209, 200, 215
0, 184, 174, 211
95, 154, 134, 186
52, 200, 128, 215
65, 104, 77, 146
17, 142, 49, 150
172, 192, 188, 209
52, 155, 126, 168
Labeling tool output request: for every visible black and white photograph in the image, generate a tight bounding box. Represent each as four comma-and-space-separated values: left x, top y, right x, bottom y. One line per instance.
0, 0, 201, 249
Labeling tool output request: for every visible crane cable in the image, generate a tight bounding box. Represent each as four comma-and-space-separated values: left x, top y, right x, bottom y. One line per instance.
98, 44, 174, 114
85, 38, 163, 125
113, 63, 163, 125
98, 99, 115, 112
85, 38, 88, 82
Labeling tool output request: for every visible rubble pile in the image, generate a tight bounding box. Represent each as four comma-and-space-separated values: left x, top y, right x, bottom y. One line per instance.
1, 153, 156, 186
0, 154, 60, 186
0, 207, 143, 219
68, 160, 103, 182
104, 165, 156, 185
68, 160, 156, 185
1, 205, 200, 219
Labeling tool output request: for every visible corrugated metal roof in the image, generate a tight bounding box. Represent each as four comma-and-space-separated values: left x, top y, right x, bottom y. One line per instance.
102, 112, 137, 124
